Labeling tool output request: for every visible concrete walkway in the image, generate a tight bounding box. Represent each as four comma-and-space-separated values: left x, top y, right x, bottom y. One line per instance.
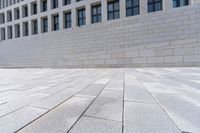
0, 68, 200, 133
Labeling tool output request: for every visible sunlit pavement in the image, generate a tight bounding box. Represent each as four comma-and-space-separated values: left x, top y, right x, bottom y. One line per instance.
0, 68, 200, 133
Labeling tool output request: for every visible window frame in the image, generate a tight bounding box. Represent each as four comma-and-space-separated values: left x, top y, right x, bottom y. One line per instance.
107, 0, 120, 20
91, 3, 102, 24
64, 11, 72, 28
148, 0, 162, 13
126, 0, 140, 17
77, 8, 86, 26
52, 14, 59, 31
173, 0, 189, 8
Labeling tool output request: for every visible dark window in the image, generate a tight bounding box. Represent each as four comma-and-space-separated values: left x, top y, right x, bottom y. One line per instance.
42, 17, 48, 33
7, 26, 12, 39
108, 0, 120, 20
53, 15, 59, 31
32, 3, 37, 14
15, 24, 20, 38
23, 6, 28, 17
91, 4, 101, 24
0, 13, 5, 24
148, 0, 162, 13
63, 0, 71, 5
77, 8, 85, 26
42, 0, 47, 12
173, 0, 188, 7
52, 0, 58, 9
33, 20, 38, 34
23, 22, 29, 36
0, 28, 5, 40
64, 12, 71, 28
7, 11, 12, 22
126, 0, 140, 17
15, 8, 20, 19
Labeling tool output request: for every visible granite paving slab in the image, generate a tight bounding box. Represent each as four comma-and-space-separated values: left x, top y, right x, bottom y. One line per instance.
124, 101, 181, 133
153, 93, 200, 133
31, 88, 80, 110
17, 97, 93, 133
75, 83, 106, 98
0, 106, 47, 133
0, 93, 49, 117
68, 116, 122, 133
124, 76, 156, 103
85, 90, 123, 122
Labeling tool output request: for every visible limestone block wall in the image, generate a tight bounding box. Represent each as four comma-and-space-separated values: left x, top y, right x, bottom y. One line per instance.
0, 4, 200, 68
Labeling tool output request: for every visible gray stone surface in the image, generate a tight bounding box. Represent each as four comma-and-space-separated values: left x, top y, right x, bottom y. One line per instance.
69, 116, 122, 133
85, 90, 123, 122
75, 83, 106, 98
124, 101, 181, 133
0, 106, 47, 133
104, 71, 124, 91
0, 93, 49, 117
18, 97, 93, 133
0, 68, 199, 133
31, 88, 80, 109
125, 77, 156, 103
153, 94, 200, 133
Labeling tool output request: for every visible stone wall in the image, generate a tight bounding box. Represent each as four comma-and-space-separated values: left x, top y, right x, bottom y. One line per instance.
0, 4, 200, 68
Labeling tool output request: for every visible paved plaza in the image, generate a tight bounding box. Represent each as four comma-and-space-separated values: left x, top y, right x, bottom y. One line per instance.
0, 68, 200, 133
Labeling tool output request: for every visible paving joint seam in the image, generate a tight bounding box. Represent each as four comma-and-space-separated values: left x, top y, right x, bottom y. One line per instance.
124, 100, 157, 104
83, 115, 122, 123
15, 71, 111, 133
29, 105, 50, 111
66, 71, 117, 133
122, 68, 125, 133
138, 79, 183, 133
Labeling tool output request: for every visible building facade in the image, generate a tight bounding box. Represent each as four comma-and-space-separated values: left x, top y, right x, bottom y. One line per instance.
0, 0, 200, 68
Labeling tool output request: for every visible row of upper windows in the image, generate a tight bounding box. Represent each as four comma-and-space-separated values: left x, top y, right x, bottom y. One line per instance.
0, 11, 71, 40
0, 0, 82, 24
0, 0, 189, 41
0, 0, 84, 10
0, 0, 189, 25
0, 0, 24, 9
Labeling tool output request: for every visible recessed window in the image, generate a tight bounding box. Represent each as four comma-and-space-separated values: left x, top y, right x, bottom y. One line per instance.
52, 0, 58, 9
173, 0, 188, 8
108, 0, 120, 20
14, 7, 20, 20
22, 5, 28, 17
7, 26, 13, 39
0, 28, 5, 41
41, 0, 47, 12
41, 17, 48, 33
91, 4, 101, 24
64, 11, 72, 28
23, 22, 29, 36
7, 10, 12, 22
32, 19, 38, 35
13, 0, 16, 4
52, 14, 59, 31
126, 0, 140, 17
77, 8, 86, 26
31, 2, 37, 15
148, 0, 162, 13
15, 24, 20, 38
63, 0, 71, 5
6, 0, 8, 7
0, 13, 5, 24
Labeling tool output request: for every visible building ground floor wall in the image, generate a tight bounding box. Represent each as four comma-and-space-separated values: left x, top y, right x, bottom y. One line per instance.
0, 4, 200, 68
